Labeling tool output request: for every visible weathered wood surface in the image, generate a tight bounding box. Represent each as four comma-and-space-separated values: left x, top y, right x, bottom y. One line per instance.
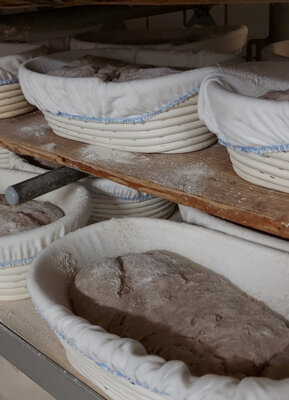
0, 0, 286, 7
0, 111, 289, 239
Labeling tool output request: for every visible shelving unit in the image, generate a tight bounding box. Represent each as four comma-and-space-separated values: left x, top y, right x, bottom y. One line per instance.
0, 111, 289, 239
0, 2, 288, 400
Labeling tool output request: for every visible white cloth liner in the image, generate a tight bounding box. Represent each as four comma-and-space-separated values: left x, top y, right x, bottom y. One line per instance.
71, 25, 248, 54
8, 152, 48, 173
0, 42, 48, 85
19, 48, 241, 122
179, 204, 289, 252
198, 61, 289, 154
28, 218, 289, 400
262, 40, 289, 62
0, 169, 91, 265
83, 177, 156, 201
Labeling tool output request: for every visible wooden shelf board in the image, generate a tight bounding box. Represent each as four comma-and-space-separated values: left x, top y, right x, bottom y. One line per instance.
0, 0, 287, 7
0, 110, 289, 239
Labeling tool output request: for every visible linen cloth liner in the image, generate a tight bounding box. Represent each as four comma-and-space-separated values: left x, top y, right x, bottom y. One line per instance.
0, 42, 48, 84
198, 61, 289, 154
28, 218, 289, 400
82, 177, 155, 201
179, 205, 289, 252
19, 48, 241, 122
0, 169, 91, 264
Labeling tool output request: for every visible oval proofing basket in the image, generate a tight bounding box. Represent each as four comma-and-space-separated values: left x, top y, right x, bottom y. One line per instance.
0, 168, 91, 301
44, 95, 216, 154
28, 218, 289, 400
228, 148, 289, 194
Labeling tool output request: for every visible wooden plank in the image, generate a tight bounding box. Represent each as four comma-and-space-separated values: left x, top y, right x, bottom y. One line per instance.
0, 111, 289, 239
0, 0, 288, 7
0, 6, 191, 42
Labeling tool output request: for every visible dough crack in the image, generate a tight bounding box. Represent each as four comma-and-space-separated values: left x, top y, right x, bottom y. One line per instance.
116, 256, 130, 297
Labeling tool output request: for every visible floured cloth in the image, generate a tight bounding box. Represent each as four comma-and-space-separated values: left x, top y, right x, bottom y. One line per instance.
19, 48, 240, 122
28, 218, 289, 400
178, 205, 289, 253
0, 42, 47, 84
198, 61, 289, 154
9, 153, 58, 173
0, 194, 64, 236
70, 250, 289, 379
48, 55, 181, 82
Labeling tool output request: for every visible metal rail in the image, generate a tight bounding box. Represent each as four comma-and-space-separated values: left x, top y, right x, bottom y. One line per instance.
0, 323, 106, 400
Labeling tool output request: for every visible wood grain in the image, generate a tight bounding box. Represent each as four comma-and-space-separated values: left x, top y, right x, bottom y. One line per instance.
1, 111, 289, 239
0, 0, 287, 7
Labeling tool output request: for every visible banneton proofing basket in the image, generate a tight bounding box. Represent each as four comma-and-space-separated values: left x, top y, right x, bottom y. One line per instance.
0, 43, 48, 163
0, 169, 91, 301
198, 61, 289, 193
71, 25, 248, 54
28, 218, 289, 400
0, 42, 47, 119
82, 178, 175, 223
262, 40, 289, 62
19, 49, 240, 154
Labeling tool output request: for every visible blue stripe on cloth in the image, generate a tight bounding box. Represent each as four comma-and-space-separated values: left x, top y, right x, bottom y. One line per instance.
0, 77, 19, 86
34, 306, 169, 397
219, 138, 289, 155
51, 87, 200, 125
0, 256, 34, 268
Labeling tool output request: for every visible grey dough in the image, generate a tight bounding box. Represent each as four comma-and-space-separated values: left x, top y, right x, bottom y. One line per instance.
0, 194, 64, 236
261, 344, 289, 380
70, 250, 289, 378
48, 55, 181, 82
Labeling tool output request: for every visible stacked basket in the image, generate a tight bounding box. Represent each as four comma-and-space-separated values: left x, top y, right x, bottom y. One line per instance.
0, 43, 47, 119
198, 61, 289, 193
0, 42, 48, 167
83, 178, 175, 222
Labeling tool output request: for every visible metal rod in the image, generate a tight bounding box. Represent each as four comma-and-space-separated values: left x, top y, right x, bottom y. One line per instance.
5, 166, 88, 206
0, 323, 105, 400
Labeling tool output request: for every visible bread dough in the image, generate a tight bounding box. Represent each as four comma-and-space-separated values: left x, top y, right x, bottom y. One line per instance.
0, 194, 64, 236
48, 55, 181, 82
260, 89, 289, 101
261, 344, 289, 380
69, 250, 289, 378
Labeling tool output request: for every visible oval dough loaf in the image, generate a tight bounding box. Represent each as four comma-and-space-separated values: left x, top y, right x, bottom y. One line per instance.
70, 250, 289, 378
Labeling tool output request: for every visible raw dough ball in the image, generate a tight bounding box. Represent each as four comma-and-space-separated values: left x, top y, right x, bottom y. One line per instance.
69, 250, 289, 378
261, 89, 289, 101
48, 55, 181, 82
0, 194, 64, 236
